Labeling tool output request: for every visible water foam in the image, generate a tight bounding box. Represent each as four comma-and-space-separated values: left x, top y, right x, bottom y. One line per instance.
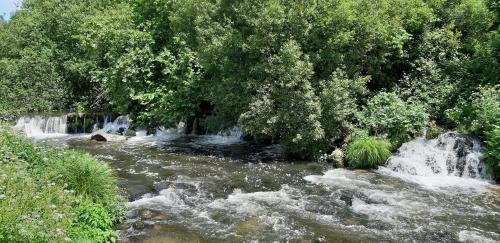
198, 126, 243, 145
14, 115, 68, 139
378, 132, 494, 192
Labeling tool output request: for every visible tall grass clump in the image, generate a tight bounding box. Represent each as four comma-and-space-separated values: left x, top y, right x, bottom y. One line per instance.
346, 137, 392, 169
51, 150, 118, 204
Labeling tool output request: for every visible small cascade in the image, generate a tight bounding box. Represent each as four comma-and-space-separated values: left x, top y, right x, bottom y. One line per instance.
199, 126, 244, 145
378, 132, 492, 190
191, 118, 198, 135
15, 115, 68, 137
102, 115, 130, 134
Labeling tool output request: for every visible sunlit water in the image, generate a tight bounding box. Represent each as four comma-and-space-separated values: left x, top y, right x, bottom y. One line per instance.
14, 116, 500, 242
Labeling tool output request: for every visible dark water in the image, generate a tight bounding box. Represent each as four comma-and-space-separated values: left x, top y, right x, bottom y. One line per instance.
36, 133, 500, 243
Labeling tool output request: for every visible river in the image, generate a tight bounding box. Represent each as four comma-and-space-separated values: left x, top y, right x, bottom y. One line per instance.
13, 115, 500, 242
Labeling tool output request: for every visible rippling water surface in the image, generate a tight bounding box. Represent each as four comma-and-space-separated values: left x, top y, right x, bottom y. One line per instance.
37, 133, 499, 243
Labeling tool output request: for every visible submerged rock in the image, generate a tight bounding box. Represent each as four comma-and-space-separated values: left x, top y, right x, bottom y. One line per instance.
140, 209, 153, 220
235, 217, 264, 235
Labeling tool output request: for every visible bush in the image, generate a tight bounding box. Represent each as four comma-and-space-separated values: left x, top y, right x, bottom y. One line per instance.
446, 85, 500, 136
360, 92, 429, 145
446, 85, 500, 180
319, 69, 369, 141
485, 127, 500, 178
346, 137, 392, 169
70, 201, 116, 243
240, 40, 325, 158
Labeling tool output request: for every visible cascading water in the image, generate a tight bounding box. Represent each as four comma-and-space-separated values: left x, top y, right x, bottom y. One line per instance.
102, 115, 130, 134
377, 132, 493, 191
199, 126, 244, 145
14, 115, 68, 138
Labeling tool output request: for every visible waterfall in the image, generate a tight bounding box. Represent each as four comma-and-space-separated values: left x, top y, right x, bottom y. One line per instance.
15, 115, 68, 138
378, 132, 492, 190
102, 115, 130, 134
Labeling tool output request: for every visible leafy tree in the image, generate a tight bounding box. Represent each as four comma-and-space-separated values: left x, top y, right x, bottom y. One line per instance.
240, 40, 324, 157
319, 69, 369, 143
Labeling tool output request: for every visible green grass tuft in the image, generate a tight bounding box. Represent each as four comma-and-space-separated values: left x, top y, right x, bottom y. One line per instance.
346, 137, 392, 169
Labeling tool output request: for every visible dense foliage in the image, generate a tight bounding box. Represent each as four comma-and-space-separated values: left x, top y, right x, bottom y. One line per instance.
447, 85, 500, 176
360, 92, 429, 145
0, 0, 498, 163
0, 125, 123, 242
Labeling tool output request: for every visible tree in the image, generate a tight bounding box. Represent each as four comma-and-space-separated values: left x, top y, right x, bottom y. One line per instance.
240, 40, 324, 157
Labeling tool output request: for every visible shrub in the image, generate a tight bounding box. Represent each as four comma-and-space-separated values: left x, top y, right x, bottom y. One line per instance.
446, 85, 500, 180
346, 137, 392, 169
446, 85, 500, 136
240, 40, 325, 158
70, 201, 116, 243
360, 92, 429, 145
485, 127, 500, 178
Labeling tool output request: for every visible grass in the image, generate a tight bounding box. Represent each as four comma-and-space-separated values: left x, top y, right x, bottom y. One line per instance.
346, 136, 392, 169
0, 124, 124, 242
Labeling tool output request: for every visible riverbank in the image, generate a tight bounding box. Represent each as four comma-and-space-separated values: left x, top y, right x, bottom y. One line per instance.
0, 123, 124, 242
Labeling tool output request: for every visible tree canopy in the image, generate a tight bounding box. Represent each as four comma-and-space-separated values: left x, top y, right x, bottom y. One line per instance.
0, 0, 498, 158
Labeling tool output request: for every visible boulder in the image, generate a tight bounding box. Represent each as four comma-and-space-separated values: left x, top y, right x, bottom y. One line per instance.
90, 130, 127, 142
90, 133, 107, 142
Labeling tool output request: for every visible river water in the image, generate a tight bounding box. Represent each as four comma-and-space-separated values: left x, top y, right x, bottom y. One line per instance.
14, 116, 500, 242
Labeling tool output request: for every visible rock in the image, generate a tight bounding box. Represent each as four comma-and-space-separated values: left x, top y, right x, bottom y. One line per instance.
91, 133, 107, 142
152, 213, 168, 221
154, 180, 171, 192
125, 210, 138, 219
133, 221, 145, 230
140, 209, 153, 220
117, 127, 126, 135
90, 130, 127, 142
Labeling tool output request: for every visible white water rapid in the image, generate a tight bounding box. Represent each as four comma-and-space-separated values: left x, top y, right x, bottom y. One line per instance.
199, 126, 244, 145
